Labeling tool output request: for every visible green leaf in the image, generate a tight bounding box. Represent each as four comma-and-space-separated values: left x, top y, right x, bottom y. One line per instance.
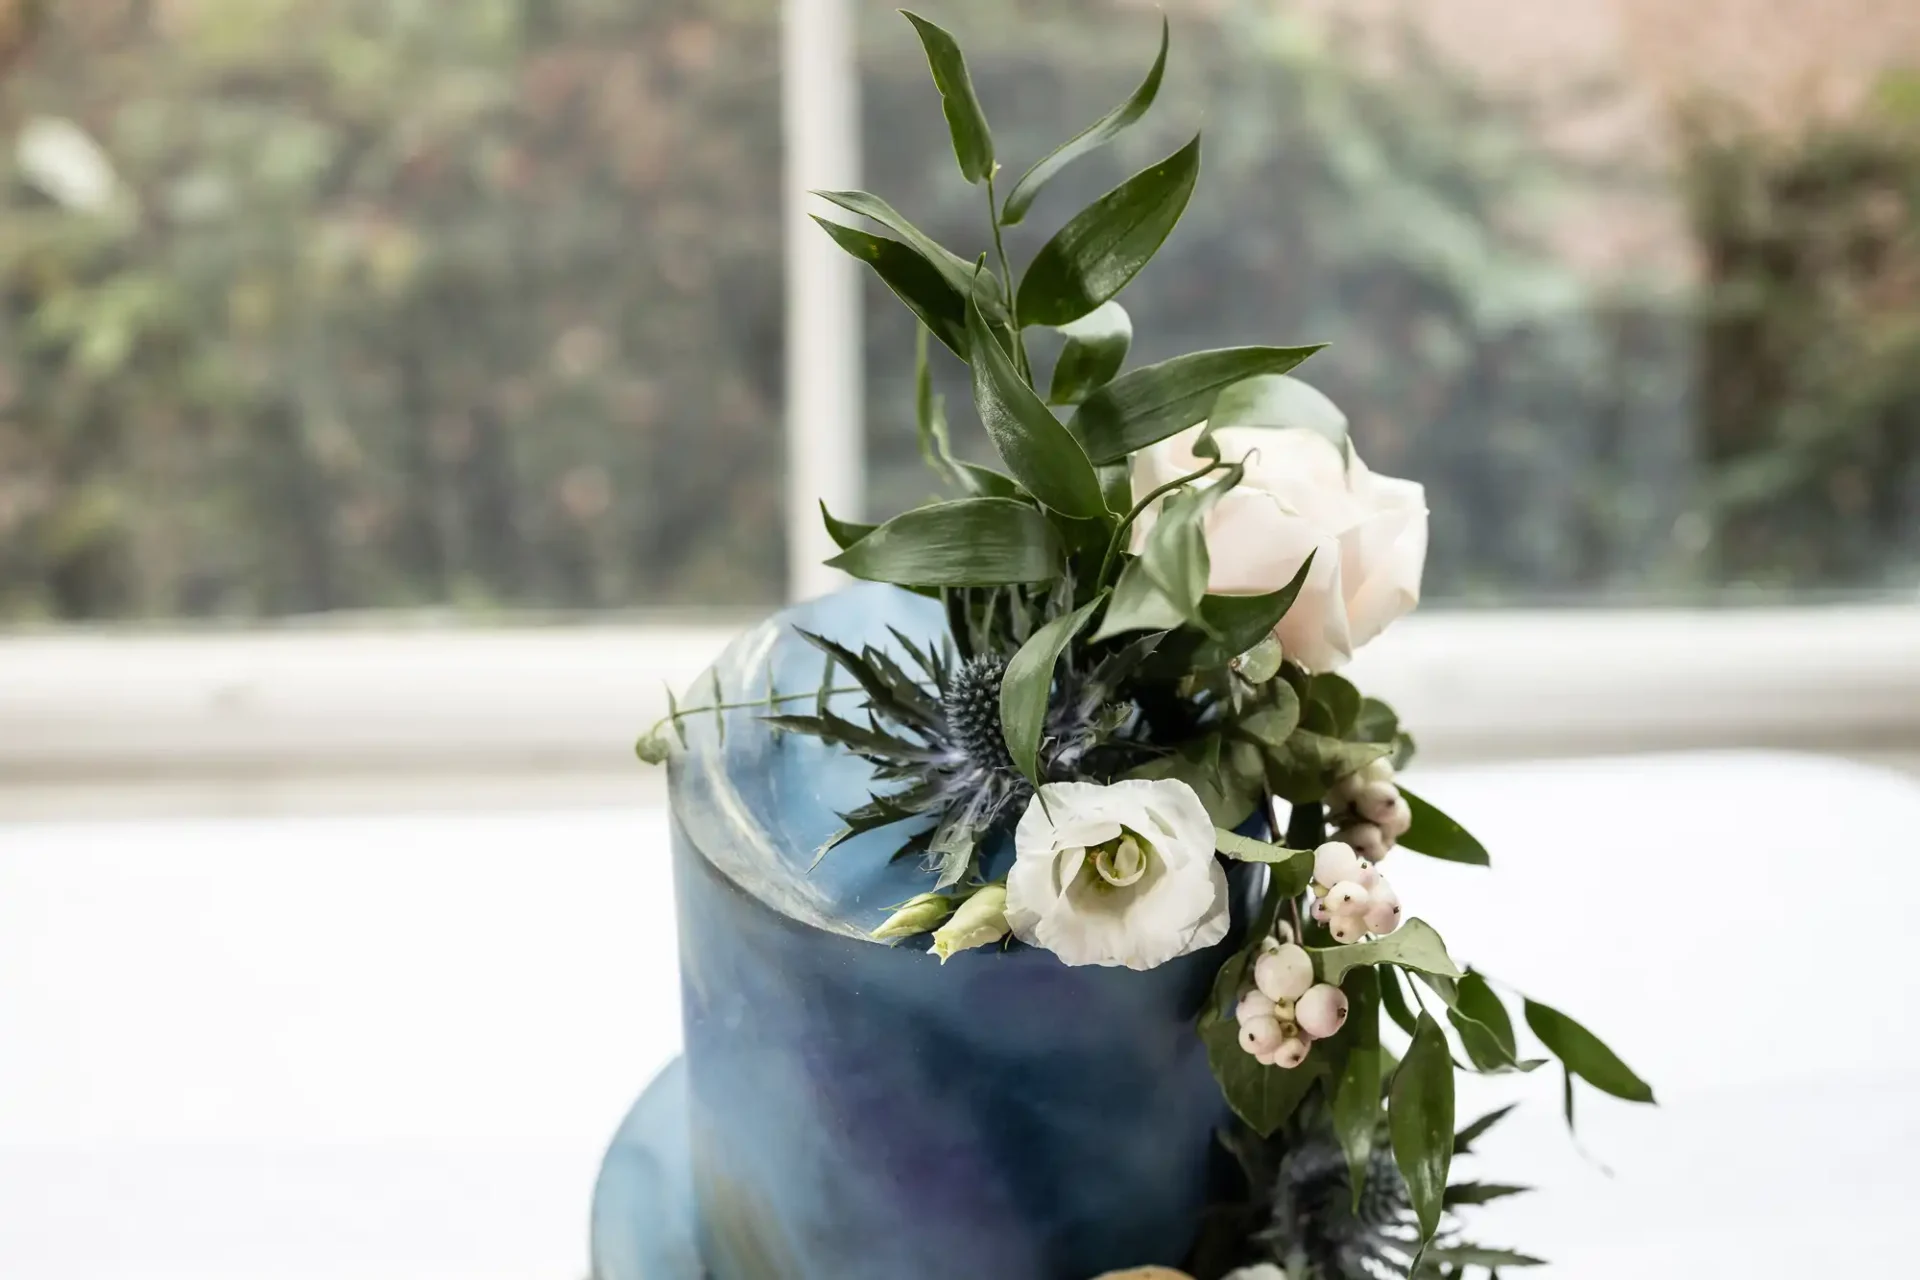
1089, 556, 1186, 641
1352, 697, 1400, 745
1444, 1182, 1533, 1208
1131, 736, 1261, 829
1136, 483, 1216, 621
912, 328, 1022, 498
1391, 1013, 1455, 1243
1379, 964, 1419, 1038
1070, 345, 1326, 464
1213, 830, 1313, 887
1315, 918, 1463, 987
1423, 1245, 1546, 1269
901, 11, 993, 184
1232, 690, 1302, 751
1523, 998, 1656, 1105
1448, 971, 1545, 1075
1048, 301, 1132, 405
1330, 968, 1384, 1203
1397, 788, 1493, 867
1454, 1104, 1517, 1155
1188, 553, 1318, 665
1017, 133, 1201, 327
1305, 673, 1362, 738
1264, 730, 1391, 805
1001, 16, 1168, 225
815, 190, 1000, 310
1208, 373, 1350, 454
1232, 635, 1285, 686
818, 501, 875, 551
999, 597, 1103, 784
965, 280, 1110, 520
812, 216, 969, 357
826, 498, 1063, 587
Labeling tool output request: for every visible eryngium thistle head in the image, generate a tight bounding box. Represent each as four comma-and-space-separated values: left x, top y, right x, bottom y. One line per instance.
942, 655, 1018, 777
1254, 1136, 1415, 1280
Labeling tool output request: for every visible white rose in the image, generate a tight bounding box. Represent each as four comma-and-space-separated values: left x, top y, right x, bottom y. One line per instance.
1005, 778, 1230, 971
1131, 391, 1428, 672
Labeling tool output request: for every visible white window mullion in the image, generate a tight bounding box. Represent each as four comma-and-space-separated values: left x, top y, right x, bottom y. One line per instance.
782, 0, 864, 602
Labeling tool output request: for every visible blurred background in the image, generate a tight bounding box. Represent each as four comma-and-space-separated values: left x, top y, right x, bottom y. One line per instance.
2, 1, 1918, 1277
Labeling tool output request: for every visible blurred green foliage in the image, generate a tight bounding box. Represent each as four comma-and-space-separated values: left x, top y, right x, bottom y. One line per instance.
0, 0, 1914, 621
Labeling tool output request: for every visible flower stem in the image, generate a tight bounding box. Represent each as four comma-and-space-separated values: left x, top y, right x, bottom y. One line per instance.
1093, 459, 1226, 589
984, 172, 1028, 383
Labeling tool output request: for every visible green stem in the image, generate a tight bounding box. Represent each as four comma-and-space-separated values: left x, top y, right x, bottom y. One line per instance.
642, 684, 873, 739
984, 172, 1028, 382
1093, 458, 1226, 588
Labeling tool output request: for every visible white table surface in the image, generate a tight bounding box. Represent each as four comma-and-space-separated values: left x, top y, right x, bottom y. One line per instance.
4, 750, 1917, 1279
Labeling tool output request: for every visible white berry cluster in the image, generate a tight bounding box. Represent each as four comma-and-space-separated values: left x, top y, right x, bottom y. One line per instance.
1308, 837, 1402, 943
1234, 927, 1351, 1069
1326, 756, 1412, 863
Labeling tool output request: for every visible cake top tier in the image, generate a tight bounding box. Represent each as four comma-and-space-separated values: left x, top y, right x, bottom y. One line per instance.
670, 583, 956, 940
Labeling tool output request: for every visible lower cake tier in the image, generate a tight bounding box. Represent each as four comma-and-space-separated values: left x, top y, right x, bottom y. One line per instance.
671, 813, 1258, 1280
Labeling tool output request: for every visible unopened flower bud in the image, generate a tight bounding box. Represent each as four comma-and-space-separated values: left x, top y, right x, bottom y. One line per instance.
1328, 913, 1366, 944
635, 731, 672, 765
1254, 943, 1314, 1002
871, 891, 955, 941
1340, 822, 1392, 863
1236, 990, 1276, 1025
1266, 1035, 1311, 1069
928, 882, 1009, 963
1325, 880, 1370, 916
1313, 840, 1363, 890
1239, 1014, 1284, 1057
1296, 983, 1350, 1039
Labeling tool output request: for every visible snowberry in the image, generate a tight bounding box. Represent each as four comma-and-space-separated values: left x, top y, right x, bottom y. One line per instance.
1359, 757, 1396, 785
1324, 880, 1371, 917
1364, 900, 1402, 935
1254, 943, 1314, 1003
1265, 1035, 1311, 1069
1295, 983, 1350, 1039
1239, 1014, 1284, 1057
1311, 898, 1332, 922
1328, 913, 1367, 944
1257, 933, 1283, 957
1272, 920, 1295, 946
1355, 861, 1382, 889
1313, 840, 1363, 889
1236, 990, 1276, 1025
1340, 822, 1392, 863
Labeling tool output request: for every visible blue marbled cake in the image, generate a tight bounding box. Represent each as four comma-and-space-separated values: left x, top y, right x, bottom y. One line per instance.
665, 584, 1260, 1280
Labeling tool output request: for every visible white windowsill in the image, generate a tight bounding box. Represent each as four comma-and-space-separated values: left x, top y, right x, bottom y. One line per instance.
2, 605, 1918, 819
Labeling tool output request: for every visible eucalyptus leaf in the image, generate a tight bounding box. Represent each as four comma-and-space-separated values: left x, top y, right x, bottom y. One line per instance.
1232, 693, 1301, 751
902, 11, 993, 184
826, 498, 1063, 587
812, 216, 968, 357
1398, 788, 1492, 867
818, 501, 875, 551
1208, 373, 1350, 454
1265, 730, 1391, 805
965, 281, 1110, 520
1315, 918, 1462, 987
1306, 673, 1362, 737
1330, 968, 1384, 1203
1213, 829, 1313, 886
1070, 345, 1325, 464
1001, 16, 1168, 225
1524, 998, 1656, 1105
1048, 301, 1133, 405
1000, 597, 1103, 784
1390, 1013, 1455, 1243
1131, 738, 1260, 829
1352, 696, 1400, 745
1017, 133, 1201, 327
1232, 635, 1286, 685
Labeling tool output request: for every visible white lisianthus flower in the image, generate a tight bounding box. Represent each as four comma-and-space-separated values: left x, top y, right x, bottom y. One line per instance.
1131, 390, 1428, 672
1005, 778, 1230, 971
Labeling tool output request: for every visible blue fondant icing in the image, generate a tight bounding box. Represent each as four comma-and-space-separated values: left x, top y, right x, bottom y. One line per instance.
659, 585, 1266, 1280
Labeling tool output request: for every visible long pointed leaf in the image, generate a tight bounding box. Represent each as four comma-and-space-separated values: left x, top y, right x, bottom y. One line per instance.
1048, 301, 1133, 405
816, 190, 1005, 314
1524, 998, 1656, 1105
1017, 133, 1201, 327
826, 497, 1063, 587
1070, 345, 1326, 463
965, 279, 1109, 520
1391, 1013, 1455, 1243
902, 12, 993, 184
812, 216, 968, 357
1000, 596, 1103, 783
1001, 17, 1169, 225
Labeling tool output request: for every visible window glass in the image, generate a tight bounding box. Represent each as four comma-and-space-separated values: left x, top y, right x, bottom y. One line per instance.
858, 0, 1920, 603
1, 0, 784, 620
